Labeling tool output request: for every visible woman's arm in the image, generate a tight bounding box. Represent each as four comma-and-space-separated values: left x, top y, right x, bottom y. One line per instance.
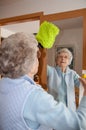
23, 86, 86, 130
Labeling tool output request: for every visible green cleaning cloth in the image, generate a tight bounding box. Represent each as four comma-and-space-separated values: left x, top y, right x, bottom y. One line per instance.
36, 21, 60, 48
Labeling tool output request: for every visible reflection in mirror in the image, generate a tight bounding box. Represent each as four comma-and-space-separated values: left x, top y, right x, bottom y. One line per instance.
47, 17, 83, 108
47, 17, 83, 75
1, 20, 40, 38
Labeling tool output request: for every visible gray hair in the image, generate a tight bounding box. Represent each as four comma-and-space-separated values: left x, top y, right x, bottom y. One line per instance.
0, 32, 38, 78
55, 48, 73, 65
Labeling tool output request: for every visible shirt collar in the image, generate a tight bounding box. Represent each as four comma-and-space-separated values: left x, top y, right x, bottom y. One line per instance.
55, 65, 70, 74
20, 75, 36, 85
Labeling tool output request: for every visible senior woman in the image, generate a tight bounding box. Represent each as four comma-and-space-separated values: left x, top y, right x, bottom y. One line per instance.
0, 33, 86, 130
47, 48, 80, 111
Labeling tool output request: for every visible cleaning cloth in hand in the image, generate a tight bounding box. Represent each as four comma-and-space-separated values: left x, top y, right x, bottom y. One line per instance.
36, 21, 60, 48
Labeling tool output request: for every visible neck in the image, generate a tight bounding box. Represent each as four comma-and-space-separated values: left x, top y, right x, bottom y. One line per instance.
28, 73, 34, 79
60, 66, 67, 73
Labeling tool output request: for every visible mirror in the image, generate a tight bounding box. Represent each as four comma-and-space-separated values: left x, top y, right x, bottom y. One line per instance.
41, 8, 86, 87
40, 9, 86, 107
42, 9, 86, 70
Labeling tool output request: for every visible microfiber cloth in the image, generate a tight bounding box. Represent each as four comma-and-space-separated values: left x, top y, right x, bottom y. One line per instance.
36, 21, 60, 48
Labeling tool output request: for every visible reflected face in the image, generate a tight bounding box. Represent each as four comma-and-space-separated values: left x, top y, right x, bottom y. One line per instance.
56, 52, 70, 68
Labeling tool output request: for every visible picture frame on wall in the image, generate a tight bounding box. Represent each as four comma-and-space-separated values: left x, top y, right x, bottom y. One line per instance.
55, 45, 75, 69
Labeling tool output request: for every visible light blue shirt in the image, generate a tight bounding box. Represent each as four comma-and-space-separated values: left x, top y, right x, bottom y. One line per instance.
47, 65, 80, 111
0, 75, 86, 130
59, 72, 67, 105
22, 76, 86, 130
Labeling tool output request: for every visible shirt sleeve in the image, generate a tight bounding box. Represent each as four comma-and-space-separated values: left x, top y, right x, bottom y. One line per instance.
47, 65, 52, 78
23, 87, 86, 130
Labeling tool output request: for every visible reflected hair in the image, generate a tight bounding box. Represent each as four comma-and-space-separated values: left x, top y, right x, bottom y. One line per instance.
0, 32, 38, 78
55, 48, 73, 65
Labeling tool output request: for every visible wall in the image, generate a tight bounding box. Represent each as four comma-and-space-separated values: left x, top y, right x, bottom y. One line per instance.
47, 27, 83, 75
0, 0, 86, 19
1, 20, 40, 37
1, 28, 14, 37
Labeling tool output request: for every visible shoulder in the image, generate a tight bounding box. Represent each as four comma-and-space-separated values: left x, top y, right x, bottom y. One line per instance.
67, 68, 80, 79
24, 86, 56, 109
67, 67, 78, 74
47, 65, 54, 70
47, 65, 56, 74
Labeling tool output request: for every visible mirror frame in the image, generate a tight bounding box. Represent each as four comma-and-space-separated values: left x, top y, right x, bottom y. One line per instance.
40, 8, 86, 88
0, 12, 43, 25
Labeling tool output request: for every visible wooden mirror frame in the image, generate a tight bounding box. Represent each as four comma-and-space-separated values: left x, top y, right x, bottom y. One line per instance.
0, 12, 43, 25
40, 8, 86, 89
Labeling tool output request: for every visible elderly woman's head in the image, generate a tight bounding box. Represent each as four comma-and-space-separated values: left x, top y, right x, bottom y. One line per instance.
0, 32, 39, 78
55, 48, 73, 68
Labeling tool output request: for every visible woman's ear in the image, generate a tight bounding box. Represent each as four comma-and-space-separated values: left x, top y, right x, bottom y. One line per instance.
37, 49, 41, 59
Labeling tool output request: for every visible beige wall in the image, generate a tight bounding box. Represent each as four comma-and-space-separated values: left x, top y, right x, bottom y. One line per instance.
0, 0, 86, 19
